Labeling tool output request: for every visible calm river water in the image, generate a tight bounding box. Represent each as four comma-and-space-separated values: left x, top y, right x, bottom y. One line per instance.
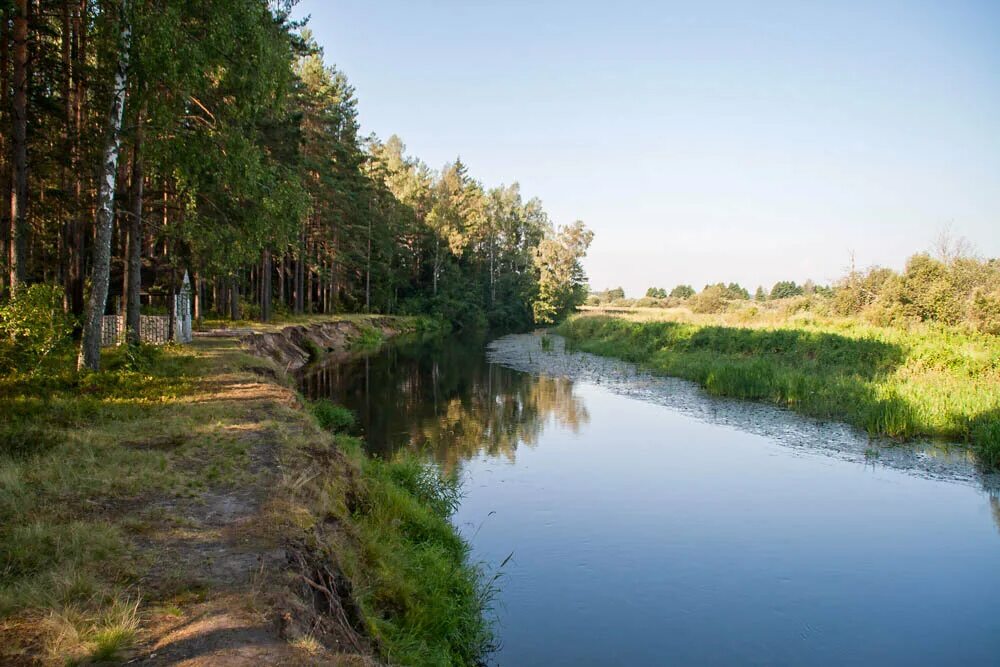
299, 333, 1000, 666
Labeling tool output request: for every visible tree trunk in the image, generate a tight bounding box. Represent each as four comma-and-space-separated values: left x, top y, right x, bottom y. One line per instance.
229, 275, 240, 320
489, 233, 496, 306
125, 107, 143, 345
366, 216, 372, 313
294, 231, 304, 314
9, 0, 28, 294
167, 266, 176, 341
193, 271, 201, 322
1, 7, 11, 298
261, 248, 271, 322
69, 0, 87, 317
432, 236, 440, 296
77, 0, 130, 371
59, 0, 71, 307
278, 253, 285, 306
306, 261, 313, 314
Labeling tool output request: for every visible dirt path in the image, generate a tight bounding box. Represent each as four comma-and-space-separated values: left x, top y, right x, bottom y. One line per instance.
123, 334, 377, 665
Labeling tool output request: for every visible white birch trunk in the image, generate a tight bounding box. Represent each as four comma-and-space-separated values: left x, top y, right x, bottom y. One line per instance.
78, 0, 130, 370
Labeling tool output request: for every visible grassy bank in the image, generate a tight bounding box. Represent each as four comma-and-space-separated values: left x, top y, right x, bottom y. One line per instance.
0, 316, 490, 665
559, 312, 1000, 467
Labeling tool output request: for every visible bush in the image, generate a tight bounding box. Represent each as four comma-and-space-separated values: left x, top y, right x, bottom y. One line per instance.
238, 298, 260, 321
0, 284, 75, 375
968, 288, 1000, 335
310, 400, 356, 433
689, 285, 727, 314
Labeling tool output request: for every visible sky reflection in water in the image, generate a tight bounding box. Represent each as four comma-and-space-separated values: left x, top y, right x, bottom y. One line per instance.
300, 334, 1000, 666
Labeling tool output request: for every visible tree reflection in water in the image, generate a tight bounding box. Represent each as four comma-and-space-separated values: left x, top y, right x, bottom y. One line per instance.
298, 334, 589, 470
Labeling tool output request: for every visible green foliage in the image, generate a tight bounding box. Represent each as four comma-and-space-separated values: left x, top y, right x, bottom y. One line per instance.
606, 287, 626, 301
559, 315, 1000, 467
701, 282, 750, 300
353, 326, 384, 349
296, 338, 322, 362
968, 288, 1000, 335
532, 221, 594, 324
645, 287, 668, 299
670, 284, 695, 299
770, 280, 804, 300
310, 400, 356, 433
383, 456, 462, 519
0, 284, 75, 376
5, 0, 588, 338
119, 343, 163, 373
833, 251, 1000, 333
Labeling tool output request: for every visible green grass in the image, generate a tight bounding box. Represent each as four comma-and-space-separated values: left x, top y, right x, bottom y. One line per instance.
347, 449, 493, 665
1, 316, 490, 664
559, 314, 1000, 467
351, 325, 385, 350
281, 412, 494, 665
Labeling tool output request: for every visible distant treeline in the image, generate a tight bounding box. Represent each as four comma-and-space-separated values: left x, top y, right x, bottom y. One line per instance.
0, 3, 591, 371
591, 248, 1000, 334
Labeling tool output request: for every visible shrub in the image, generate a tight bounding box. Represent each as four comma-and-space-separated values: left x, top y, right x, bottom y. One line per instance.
238, 298, 260, 321
689, 285, 727, 314
310, 400, 356, 433
968, 288, 1000, 335
0, 284, 75, 375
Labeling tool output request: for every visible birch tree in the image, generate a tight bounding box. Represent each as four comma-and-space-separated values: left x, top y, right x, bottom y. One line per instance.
77, 0, 130, 371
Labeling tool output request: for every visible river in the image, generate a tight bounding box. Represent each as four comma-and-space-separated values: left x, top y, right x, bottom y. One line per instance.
299, 332, 1000, 666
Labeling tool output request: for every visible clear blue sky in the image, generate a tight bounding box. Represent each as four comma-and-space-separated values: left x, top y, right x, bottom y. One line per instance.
294, 0, 1000, 296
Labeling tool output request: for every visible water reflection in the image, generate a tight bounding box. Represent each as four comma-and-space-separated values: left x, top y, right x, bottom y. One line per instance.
300, 334, 1000, 665
298, 335, 588, 470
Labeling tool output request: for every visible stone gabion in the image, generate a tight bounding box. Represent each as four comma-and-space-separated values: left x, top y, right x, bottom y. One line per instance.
100, 314, 177, 347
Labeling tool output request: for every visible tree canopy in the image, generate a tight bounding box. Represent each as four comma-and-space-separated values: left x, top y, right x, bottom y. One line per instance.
0, 2, 593, 368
